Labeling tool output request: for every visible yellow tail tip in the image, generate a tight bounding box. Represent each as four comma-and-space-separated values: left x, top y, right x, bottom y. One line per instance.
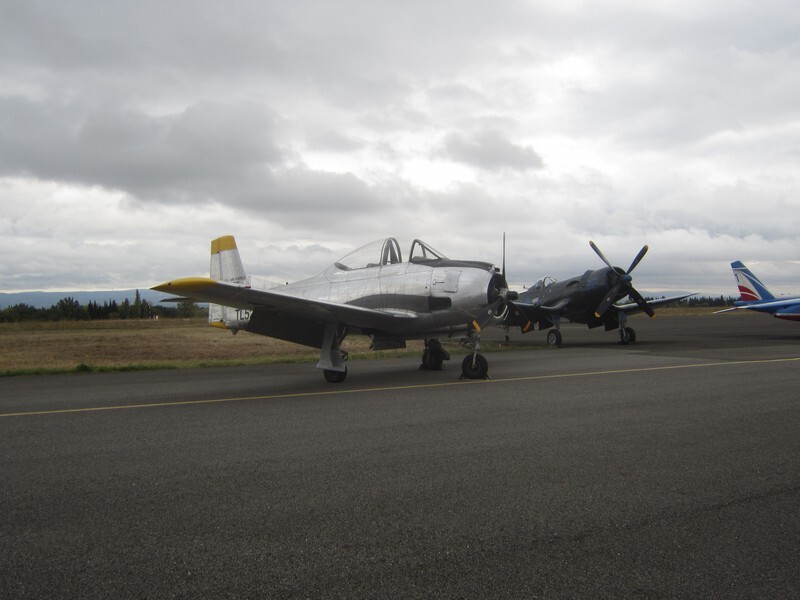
211, 235, 238, 255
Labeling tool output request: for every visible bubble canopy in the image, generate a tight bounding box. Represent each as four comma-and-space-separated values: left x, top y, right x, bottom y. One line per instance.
334, 238, 448, 271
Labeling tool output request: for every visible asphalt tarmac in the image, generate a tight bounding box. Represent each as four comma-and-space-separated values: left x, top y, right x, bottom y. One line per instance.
2, 312, 799, 598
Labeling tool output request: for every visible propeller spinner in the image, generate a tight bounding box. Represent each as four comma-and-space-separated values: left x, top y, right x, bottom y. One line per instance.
589, 241, 654, 318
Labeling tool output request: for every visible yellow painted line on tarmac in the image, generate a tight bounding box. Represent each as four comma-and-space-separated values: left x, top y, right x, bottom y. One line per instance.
487, 356, 800, 384
0, 380, 478, 418
2, 356, 799, 419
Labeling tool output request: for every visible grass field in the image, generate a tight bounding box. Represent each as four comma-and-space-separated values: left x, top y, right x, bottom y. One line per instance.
0, 307, 714, 376
0, 318, 426, 375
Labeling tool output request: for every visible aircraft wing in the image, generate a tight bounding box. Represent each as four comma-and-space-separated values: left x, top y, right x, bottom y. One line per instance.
715, 298, 800, 315
615, 292, 695, 314
152, 277, 417, 345
507, 299, 570, 332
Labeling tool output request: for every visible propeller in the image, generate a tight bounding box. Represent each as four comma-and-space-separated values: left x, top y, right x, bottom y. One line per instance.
501, 232, 518, 301
589, 241, 654, 318
502, 232, 506, 282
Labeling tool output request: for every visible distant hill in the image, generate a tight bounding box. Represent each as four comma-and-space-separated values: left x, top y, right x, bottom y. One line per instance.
0, 289, 179, 309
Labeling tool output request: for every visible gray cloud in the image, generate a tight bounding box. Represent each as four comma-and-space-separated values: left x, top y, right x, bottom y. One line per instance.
438, 130, 544, 171
1, 0, 799, 294
0, 98, 287, 200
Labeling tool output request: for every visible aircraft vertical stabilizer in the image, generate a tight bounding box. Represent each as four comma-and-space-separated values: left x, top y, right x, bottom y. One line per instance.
210, 235, 247, 284
731, 261, 775, 302
209, 235, 249, 330
716, 260, 800, 322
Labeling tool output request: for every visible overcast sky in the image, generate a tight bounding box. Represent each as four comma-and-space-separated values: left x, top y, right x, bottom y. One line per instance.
2, 0, 799, 296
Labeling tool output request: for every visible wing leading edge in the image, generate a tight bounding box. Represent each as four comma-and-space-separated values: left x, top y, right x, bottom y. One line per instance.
613, 293, 695, 314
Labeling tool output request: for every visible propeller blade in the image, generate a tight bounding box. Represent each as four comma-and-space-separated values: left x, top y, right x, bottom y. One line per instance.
628, 287, 655, 318
589, 240, 614, 270
594, 283, 621, 318
626, 245, 649, 274
502, 232, 506, 278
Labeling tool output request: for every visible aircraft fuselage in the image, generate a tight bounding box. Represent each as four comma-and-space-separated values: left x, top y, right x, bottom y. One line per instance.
265, 257, 506, 338
518, 267, 622, 326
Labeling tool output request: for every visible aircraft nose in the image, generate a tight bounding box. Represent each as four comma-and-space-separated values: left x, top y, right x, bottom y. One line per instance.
487, 271, 506, 304
487, 271, 516, 303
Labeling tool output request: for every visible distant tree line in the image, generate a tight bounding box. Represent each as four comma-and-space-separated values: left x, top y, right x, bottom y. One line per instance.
684, 295, 738, 308
0, 290, 205, 322
1, 292, 739, 323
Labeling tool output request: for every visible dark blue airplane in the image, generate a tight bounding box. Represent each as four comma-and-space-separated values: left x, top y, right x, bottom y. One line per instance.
504, 241, 692, 345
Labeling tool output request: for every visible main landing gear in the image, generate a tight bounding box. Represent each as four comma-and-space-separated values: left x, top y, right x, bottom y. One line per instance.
619, 327, 636, 344
545, 313, 638, 346
318, 323, 348, 383
420, 338, 450, 371
323, 367, 347, 383
420, 333, 490, 379
617, 311, 636, 345
546, 314, 562, 347
421, 335, 489, 379
546, 328, 562, 346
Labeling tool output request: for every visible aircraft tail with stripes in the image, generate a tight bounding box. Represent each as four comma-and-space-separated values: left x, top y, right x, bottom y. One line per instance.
731, 260, 775, 302
716, 261, 800, 322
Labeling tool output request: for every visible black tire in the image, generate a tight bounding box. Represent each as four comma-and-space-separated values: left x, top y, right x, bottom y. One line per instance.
420, 340, 449, 370
419, 348, 443, 371
620, 327, 636, 344
323, 368, 347, 383
547, 329, 562, 346
461, 354, 489, 379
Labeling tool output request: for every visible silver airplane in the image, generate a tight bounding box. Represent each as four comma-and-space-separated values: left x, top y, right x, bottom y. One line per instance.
152, 235, 515, 382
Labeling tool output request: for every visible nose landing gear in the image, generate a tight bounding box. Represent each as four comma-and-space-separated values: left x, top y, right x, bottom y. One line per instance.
460, 330, 489, 379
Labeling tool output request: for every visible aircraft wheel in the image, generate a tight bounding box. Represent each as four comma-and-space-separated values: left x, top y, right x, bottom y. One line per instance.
420, 340, 449, 370
461, 354, 488, 379
619, 327, 636, 344
420, 348, 443, 370
323, 368, 347, 383
546, 329, 562, 346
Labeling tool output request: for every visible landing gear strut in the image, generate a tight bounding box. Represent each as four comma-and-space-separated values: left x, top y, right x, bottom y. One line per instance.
460, 330, 489, 379
420, 338, 450, 371
318, 323, 348, 383
617, 312, 636, 345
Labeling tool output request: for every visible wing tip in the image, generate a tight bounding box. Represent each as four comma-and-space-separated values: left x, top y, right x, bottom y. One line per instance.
152, 276, 217, 293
